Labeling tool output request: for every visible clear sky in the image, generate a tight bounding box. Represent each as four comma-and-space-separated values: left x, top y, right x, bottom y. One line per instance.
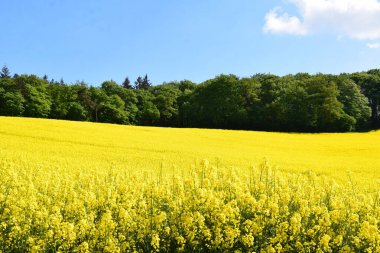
1, 0, 380, 86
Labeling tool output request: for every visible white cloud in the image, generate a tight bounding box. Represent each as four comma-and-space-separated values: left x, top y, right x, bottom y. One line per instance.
263, 8, 307, 35
263, 0, 380, 40
367, 43, 380, 49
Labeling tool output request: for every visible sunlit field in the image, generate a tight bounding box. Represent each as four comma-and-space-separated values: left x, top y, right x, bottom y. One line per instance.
1, 117, 380, 252
1, 116, 379, 184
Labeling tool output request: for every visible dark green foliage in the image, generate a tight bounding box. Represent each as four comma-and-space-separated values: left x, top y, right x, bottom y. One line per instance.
186, 75, 249, 128
98, 94, 129, 124
336, 75, 371, 129
134, 74, 152, 90
151, 83, 181, 126
11, 75, 51, 118
23, 84, 51, 118
88, 87, 108, 122
177, 80, 197, 92
101, 80, 138, 124
0, 78, 25, 116
253, 74, 282, 130
65, 102, 87, 121
0, 65, 11, 79
0, 91, 25, 116
350, 71, 380, 127
304, 75, 352, 132
0, 68, 377, 132
272, 79, 311, 131
122, 77, 133, 89
135, 89, 160, 125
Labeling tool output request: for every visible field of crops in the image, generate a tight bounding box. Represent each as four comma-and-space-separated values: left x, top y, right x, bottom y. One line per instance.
1, 117, 380, 252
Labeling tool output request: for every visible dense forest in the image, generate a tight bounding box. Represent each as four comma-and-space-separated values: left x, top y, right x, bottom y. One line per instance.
0, 65, 379, 132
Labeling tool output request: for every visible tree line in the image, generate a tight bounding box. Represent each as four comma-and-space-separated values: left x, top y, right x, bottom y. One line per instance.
1, 65, 379, 132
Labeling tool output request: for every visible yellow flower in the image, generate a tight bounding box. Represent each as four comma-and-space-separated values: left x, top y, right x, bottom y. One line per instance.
319, 234, 331, 251
333, 235, 343, 246
242, 234, 254, 247
151, 233, 160, 251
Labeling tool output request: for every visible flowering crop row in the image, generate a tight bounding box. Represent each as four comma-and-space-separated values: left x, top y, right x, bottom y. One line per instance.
1, 158, 379, 252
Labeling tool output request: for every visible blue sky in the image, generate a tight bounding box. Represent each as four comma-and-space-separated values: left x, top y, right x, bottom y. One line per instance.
1, 0, 380, 86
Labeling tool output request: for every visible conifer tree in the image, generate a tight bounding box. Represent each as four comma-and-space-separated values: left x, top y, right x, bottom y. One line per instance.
122, 77, 133, 89
0, 65, 11, 79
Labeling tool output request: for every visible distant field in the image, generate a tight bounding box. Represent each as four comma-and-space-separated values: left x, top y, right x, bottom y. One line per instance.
0, 116, 379, 184
1, 117, 380, 252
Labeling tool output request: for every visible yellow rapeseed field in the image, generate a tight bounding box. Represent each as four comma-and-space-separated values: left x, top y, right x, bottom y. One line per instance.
1, 116, 380, 183
1, 116, 380, 252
